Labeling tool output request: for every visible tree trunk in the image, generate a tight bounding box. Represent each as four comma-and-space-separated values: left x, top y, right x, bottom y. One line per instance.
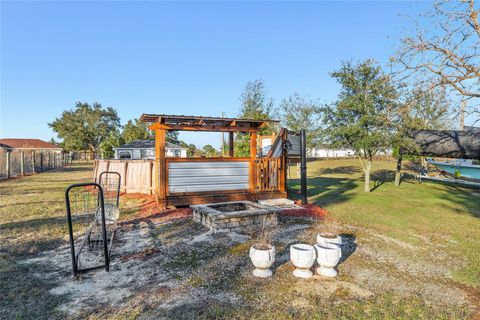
421, 156, 427, 168
364, 159, 372, 192
395, 155, 402, 187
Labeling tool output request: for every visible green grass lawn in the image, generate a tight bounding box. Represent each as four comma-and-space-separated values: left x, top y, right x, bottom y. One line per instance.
287, 159, 480, 288
1, 160, 479, 319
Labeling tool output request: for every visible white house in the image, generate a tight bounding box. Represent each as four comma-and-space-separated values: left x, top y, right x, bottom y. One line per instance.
308, 146, 356, 158
114, 140, 187, 160
308, 145, 392, 158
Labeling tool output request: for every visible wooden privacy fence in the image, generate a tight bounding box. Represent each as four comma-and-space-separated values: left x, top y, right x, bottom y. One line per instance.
94, 160, 155, 194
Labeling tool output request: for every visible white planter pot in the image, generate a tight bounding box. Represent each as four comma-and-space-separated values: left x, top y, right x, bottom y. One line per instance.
314, 242, 341, 277
316, 233, 342, 246
249, 244, 275, 278
290, 243, 316, 278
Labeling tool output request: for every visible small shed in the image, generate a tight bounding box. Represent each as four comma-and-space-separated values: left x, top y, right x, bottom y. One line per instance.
0, 138, 64, 178
114, 140, 187, 160
0, 138, 63, 153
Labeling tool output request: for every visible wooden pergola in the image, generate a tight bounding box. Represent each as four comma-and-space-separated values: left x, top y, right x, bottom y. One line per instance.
139, 114, 286, 207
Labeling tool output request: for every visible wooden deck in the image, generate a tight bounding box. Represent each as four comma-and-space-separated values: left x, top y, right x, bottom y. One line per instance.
167, 190, 288, 206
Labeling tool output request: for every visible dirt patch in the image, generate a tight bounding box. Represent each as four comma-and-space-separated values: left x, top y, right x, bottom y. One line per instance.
20, 210, 474, 318
22, 215, 253, 317
120, 247, 161, 262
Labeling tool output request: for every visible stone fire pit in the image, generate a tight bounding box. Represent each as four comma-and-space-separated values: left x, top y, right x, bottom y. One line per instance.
190, 200, 279, 234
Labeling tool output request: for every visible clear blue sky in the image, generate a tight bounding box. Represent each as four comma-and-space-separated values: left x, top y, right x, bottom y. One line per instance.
1, 1, 430, 147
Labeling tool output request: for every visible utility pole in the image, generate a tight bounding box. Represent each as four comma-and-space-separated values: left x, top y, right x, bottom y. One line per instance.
300, 129, 308, 205
459, 100, 466, 131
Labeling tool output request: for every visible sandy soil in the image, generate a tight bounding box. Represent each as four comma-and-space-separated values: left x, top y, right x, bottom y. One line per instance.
23, 211, 474, 319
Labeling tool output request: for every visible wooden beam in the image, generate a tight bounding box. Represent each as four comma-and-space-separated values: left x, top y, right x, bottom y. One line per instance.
149, 123, 160, 130
155, 129, 167, 207
228, 132, 234, 157
148, 122, 257, 133
166, 157, 251, 163
257, 121, 269, 129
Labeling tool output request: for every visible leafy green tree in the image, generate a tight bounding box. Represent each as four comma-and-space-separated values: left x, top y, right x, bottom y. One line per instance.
279, 93, 323, 148
122, 118, 181, 150
325, 60, 399, 192
392, 85, 452, 185
202, 144, 218, 157
179, 141, 197, 157
167, 131, 181, 144
122, 119, 150, 143
187, 143, 198, 157
49, 102, 120, 152
193, 147, 204, 157
99, 130, 124, 159
236, 80, 276, 156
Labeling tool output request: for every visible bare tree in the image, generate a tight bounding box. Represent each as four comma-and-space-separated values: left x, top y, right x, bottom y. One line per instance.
395, 0, 479, 125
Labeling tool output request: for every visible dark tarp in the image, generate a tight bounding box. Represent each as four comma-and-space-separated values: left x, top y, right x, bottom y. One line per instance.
410, 129, 480, 159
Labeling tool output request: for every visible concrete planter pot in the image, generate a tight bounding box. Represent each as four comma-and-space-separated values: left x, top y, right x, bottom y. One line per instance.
316, 233, 342, 247
314, 242, 341, 277
290, 243, 316, 278
316, 233, 342, 256
249, 244, 275, 278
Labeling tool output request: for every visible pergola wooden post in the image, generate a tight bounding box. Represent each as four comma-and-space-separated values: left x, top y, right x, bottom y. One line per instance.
228, 132, 234, 157
249, 131, 257, 192
155, 128, 167, 207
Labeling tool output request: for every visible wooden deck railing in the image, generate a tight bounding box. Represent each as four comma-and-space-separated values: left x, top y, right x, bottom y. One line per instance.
254, 157, 282, 192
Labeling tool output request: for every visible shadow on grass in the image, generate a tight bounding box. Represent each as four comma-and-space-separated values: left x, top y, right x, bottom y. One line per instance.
315, 166, 360, 176
288, 177, 357, 207
370, 169, 395, 191
0, 186, 66, 196
0, 213, 95, 234
339, 233, 357, 265
439, 185, 480, 218
0, 199, 62, 209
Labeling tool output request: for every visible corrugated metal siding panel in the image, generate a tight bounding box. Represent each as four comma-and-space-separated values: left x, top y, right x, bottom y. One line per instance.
170, 162, 249, 169
169, 168, 247, 177
168, 161, 249, 193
